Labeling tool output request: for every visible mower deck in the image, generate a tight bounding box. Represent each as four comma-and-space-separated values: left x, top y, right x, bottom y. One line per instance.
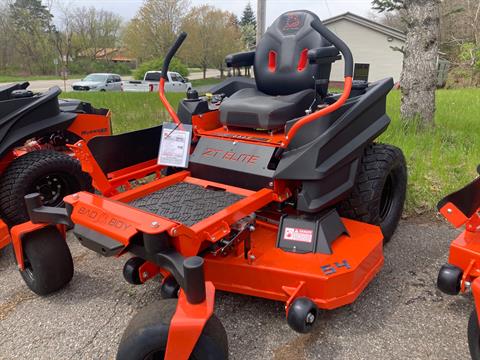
61, 170, 384, 310
204, 219, 383, 310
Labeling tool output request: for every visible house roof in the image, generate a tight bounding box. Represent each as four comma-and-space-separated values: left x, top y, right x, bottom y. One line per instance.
323, 12, 406, 42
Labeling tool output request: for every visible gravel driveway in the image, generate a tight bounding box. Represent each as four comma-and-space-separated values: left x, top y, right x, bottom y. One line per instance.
0, 220, 470, 359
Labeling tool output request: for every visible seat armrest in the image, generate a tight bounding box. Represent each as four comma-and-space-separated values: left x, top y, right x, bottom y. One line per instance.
308, 46, 341, 64
225, 51, 255, 68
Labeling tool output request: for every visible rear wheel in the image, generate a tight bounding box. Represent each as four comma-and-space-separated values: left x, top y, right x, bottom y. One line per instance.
468, 310, 480, 359
117, 299, 228, 360
0, 150, 93, 226
338, 143, 407, 243
19, 226, 73, 295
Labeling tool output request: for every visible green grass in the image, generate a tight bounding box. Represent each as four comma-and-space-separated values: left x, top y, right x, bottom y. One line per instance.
380, 89, 480, 215
62, 92, 184, 134
190, 77, 223, 88
61, 89, 480, 215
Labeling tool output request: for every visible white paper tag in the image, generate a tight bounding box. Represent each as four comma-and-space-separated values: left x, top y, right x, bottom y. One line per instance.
158, 122, 192, 168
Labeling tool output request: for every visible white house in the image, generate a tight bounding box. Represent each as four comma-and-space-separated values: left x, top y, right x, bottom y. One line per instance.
323, 12, 406, 83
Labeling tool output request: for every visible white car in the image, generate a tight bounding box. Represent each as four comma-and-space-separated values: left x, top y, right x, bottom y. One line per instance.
122, 71, 192, 93
72, 73, 123, 92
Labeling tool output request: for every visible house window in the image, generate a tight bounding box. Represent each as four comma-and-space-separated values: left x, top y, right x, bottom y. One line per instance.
354, 63, 370, 82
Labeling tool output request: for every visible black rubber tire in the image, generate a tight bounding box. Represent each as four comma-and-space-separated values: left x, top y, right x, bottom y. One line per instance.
117, 299, 228, 360
160, 276, 180, 299
338, 143, 407, 243
123, 257, 146, 285
0, 150, 93, 226
468, 310, 480, 360
19, 226, 73, 295
437, 264, 462, 295
286, 297, 318, 334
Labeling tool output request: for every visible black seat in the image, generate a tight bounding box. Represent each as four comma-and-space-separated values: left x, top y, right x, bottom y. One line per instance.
220, 10, 336, 130
220, 88, 314, 130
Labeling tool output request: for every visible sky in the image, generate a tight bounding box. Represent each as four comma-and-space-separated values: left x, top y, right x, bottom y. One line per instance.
60, 0, 374, 24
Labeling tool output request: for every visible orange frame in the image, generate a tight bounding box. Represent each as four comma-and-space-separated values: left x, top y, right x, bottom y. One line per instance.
439, 196, 480, 325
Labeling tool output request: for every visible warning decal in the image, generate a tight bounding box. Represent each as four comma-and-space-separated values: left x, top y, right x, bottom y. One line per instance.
283, 227, 313, 243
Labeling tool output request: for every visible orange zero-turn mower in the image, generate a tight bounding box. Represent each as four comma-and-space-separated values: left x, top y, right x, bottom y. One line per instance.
12, 11, 407, 359
437, 167, 480, 359
0, 81, 112, 253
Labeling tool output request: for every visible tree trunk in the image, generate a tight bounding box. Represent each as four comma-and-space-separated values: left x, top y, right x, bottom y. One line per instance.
203, 66, 207, 79
220, 64, 224, 78
400, 0, 440, 128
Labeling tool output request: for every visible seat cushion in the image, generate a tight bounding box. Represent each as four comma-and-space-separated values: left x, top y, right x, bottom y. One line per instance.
219, 88, 315, 130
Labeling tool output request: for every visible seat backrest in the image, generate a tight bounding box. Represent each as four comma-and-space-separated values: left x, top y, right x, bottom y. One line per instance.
254, 10, 332, 96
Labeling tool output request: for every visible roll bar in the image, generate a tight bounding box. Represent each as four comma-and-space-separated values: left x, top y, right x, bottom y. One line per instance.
158, 32, 188, 126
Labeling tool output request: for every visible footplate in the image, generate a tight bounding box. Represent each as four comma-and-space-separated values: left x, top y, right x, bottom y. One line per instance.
60, 174, 277, 256
130, 182, 245, 226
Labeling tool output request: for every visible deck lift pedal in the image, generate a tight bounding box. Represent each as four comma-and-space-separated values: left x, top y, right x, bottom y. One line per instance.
11, 10, 407, 360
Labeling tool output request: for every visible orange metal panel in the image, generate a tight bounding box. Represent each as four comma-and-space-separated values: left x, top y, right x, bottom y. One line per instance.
183, 176, 255, 197
107, 159, 161, 180
165, 282, 215, 360
10, 221, 48, 269
192, 111, 221, 133
203, 218, 384, 310
110, 171, 190, 203
448, 230, 480, 280
0, 219, 10, 250
439, 201, 470, 228
66, 111, 112, 142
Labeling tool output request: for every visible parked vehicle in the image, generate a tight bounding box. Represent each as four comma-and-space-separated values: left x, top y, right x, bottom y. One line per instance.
11, 11, 407, 359
0, 81, 111, 252
122, 71, 192, 93
72, 73, 123, 92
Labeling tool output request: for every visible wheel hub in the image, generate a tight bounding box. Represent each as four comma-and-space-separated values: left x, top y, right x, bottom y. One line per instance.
31, 174, 70, 207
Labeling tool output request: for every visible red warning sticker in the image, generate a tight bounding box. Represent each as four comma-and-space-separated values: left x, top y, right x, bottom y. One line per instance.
283, 227, 313, 243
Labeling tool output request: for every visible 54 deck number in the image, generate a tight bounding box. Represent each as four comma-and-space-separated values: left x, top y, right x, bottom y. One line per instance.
321, 260, 351, 275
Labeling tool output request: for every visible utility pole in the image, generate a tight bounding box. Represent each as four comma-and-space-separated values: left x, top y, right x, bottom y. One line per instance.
256, 0, 266, 44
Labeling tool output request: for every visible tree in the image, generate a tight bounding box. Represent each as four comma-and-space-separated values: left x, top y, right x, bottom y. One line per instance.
0, 0, 16, 73
123, 0, 189, 62
240, 2, 256, 49
51, 4, 75, 76
373, 0, 441, 128
9, 0, 55, 74
182, 5, 243, 78
70, 7, 122, 60
240, 2, 256, 27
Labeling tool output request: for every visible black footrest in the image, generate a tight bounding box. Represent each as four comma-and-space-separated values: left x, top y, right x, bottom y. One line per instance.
74, 224, 124, 256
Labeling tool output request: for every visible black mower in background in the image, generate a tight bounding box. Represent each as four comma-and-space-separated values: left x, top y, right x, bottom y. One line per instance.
0, 81, 112, 251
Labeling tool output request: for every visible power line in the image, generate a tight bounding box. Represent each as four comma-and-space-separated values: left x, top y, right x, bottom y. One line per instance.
324, 0, 332, 17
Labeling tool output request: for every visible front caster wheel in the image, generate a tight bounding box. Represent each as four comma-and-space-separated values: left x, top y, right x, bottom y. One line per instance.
160, 276, 180, 299
287, 297, 319, 334
20, 226, 73, 295
468, 310, 480, 359
117, 299, 229, 360
123, 257, 146, 285
437, 264, 462, 295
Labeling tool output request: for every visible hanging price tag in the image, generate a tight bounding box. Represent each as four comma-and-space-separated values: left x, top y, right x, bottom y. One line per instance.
158, 122, 192, 168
